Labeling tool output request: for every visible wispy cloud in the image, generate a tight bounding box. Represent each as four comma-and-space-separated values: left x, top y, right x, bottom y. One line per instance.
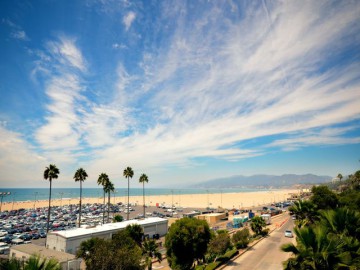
2, 19, 29, 41
1, 1, 359, 186
123, 11, 136, 31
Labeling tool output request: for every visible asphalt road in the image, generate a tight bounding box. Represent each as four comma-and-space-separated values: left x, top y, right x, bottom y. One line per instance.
225, 217, 296, 270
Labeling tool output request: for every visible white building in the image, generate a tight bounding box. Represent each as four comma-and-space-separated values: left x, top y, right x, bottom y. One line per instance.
46, 217, 168, 255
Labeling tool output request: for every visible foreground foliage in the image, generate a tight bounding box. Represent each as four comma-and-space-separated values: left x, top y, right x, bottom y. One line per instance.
0, 254, 61, 270
282, 169, 360, 270
77, 229, 143, 270
165, 217, 211, 270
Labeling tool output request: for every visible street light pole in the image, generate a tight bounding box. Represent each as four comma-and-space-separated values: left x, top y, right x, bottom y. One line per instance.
0, 192, 11, 212
33, 192, 38, 209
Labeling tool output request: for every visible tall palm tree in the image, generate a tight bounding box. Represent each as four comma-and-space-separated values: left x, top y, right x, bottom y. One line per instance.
97, 173, 109, 224
337, 173, 343, 182
123, 167, 134, 220
139, 174, 149, 218
104, 180, 115, 223
44, 164, 60, 233
74, 168, 88, 228
142, 239, 162, 270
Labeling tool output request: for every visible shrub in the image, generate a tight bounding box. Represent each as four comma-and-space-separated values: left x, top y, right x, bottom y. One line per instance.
204, 261, 222, 270
232, 228, 250, 249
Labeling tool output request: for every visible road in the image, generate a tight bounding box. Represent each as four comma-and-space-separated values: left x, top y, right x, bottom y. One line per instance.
225, 217, 296, 270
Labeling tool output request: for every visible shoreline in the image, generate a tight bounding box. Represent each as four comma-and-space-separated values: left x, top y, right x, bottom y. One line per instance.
0, 189, 299, 211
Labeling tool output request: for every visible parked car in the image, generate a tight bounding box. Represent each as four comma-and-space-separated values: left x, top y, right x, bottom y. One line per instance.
0, 242, 10, 254
284, 230, 293, 238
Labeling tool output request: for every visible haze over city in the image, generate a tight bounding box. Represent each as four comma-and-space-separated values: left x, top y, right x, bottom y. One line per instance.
1, 0, 359, 188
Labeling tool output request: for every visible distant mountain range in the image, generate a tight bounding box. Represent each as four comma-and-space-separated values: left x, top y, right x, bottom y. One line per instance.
191, 174, 332, 188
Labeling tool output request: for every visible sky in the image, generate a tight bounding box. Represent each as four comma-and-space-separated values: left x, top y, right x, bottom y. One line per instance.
0, 0, 359, 189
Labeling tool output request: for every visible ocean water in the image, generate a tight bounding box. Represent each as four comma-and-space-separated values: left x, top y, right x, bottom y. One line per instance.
0, 188, 269, 203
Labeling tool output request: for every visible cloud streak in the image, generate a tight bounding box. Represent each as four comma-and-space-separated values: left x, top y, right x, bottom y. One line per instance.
1, 1, 359, 186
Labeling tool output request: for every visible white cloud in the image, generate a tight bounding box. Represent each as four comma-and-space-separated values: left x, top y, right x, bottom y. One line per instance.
0, 126, 47, 186
112, 43, 127, 49
123, 11, 136, 31
11, 30, 28, 41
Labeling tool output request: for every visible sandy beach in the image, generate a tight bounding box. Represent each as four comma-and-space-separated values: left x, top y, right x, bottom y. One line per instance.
0, 189, 299, 212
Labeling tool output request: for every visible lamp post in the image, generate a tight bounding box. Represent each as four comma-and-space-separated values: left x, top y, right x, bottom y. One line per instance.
171, 190, 174, 208
11, 192, 16, 211
0, 192, 11, 212
59, 192, 64, 207
33, 192, 38, 209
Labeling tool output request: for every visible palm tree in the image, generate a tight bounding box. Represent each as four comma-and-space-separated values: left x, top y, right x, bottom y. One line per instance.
97, 173, 109, 224
139, 174, 149, 218
104, 180, 115, 223
123, 167, 134, 220
281, 225, 347, 269
142, 239, 162, 270
43, 164, 60, 233
250, 215, 266, 235
289, 200, 318, 228
74, 168, 88, 228
24, 254, 61, 270
337, 173, 343, 182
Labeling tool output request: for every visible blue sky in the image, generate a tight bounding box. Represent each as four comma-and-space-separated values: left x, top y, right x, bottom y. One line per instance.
0, 0, 359, 188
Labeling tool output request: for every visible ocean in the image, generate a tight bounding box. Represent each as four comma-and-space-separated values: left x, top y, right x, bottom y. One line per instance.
0, 188, 268, 203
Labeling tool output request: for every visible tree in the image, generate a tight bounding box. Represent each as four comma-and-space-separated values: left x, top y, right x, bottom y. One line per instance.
250, 216, 266, 236
24, 254, 61, 270
311, 185, 338, 210
73, 168, 88, 228
232, 228, 250, 249
76, 237, 100, 267
124, 224, 144, 246
0, 256, 21, 270
113, 215, 124, 222
139, 173, 149, 218
142, 239, 162, 270
43, 164, 60, 233
281, 225, 349, 269
289, 200, 318, 228
104, 180, 114, 223
123, 166, 134, 220
208, 232, 231, 262
0, 255, 61, 270
77, 232, 143, 270
97, 173, 109, 224
165, 217, 211, 270
337, 173, 343, 182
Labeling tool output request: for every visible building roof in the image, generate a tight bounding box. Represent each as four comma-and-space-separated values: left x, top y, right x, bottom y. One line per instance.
10, 244, 75, 263
48, 217, 167, 239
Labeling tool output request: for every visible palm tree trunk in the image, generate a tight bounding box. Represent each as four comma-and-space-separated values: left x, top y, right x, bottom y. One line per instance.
103, 190, 105, 224
127, 177, 130, 220
107, 191, 110, 223
143, 182, 145, 218
79, 181, 82, 228
46, 178, 52, 233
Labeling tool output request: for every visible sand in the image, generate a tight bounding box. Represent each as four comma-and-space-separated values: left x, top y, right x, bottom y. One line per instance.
0, 189, 299, 212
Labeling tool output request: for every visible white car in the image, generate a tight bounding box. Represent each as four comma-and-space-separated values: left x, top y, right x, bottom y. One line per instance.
284, 230, 293, 238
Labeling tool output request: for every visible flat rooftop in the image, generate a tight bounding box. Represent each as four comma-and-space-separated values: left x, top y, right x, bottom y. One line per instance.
11, 244, 75, 262
48, 217, 167, 239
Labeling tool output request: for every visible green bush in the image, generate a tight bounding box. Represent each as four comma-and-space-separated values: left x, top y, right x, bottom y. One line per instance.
204, 261, 222, 270
232, 228, 250, 249
260, 228, 269, 236
216, 248, 238, 263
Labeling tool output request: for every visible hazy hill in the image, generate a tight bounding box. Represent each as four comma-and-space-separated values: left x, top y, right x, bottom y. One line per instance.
191, 174, 332, 188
